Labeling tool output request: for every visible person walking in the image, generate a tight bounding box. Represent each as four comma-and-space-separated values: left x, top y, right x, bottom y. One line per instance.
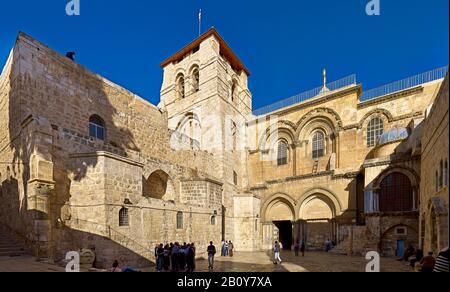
179, 243, 186, 271
221, 240, 226, 256
156, 244, 165, 272
224, 240, 229, 256
228, 241, 234, 257
294, 241, 300, 257
433, 247, 450, 272
163, 244, 171, 271
207, 241, 217, 270
190, 242, 197, 272
300, 240, 306, 257
420, 252, 436, 272
171, 242, 180, 272
186, 244, 195, 272
273, 241, 282, 264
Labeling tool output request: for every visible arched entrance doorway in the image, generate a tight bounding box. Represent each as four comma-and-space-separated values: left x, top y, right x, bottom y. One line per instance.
298, 193, 337, 250
263, 196, 295, 250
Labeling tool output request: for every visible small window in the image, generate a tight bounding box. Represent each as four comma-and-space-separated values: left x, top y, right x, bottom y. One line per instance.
439, 160, 444, 189
119, 208, 129, 227
192, 68, 200, 92
312, 131, 325, 160
277, 141, 288, 166
176, 212, 183, 229
211, 216, 216, 226
89, 115, 105, 141
367, 117, 384, 147
233, 171, 238, 186
395, 227, 407, 236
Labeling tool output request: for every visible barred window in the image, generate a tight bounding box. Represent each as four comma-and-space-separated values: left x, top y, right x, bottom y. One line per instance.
367, 117, 384, 147
379, 172, 413, 212
89, 115, 105, 141
119, 208, 129, 227
312, 131, 325, 160
277, 141, 288, 166
176, 212, 183, 229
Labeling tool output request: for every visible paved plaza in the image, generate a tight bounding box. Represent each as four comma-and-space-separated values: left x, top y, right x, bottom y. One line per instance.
0, 252, 413, 272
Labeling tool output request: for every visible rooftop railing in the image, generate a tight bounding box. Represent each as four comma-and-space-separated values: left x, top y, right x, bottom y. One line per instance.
252, 66, 448, 117
253, 74, 357, 116
360, 66, 449, 102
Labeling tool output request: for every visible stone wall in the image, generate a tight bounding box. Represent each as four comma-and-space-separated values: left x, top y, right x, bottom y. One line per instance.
420, 73, 449, 254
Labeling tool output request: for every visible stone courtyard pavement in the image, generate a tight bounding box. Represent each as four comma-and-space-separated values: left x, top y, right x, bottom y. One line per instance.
143, 251, 413, 273
0, 252, 413, 272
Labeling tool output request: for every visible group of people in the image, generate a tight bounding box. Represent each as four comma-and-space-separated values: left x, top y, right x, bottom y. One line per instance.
399, 244, 450, 272
154, 242, 197, 272
220, 240, 234, 257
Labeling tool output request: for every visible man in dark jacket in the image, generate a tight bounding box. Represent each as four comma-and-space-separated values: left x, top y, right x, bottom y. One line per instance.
207, 241, 216, 270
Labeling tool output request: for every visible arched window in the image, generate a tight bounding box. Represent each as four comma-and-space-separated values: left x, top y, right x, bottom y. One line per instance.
312, 131, 325, 159
367, 117, 384, 147
119, 208, 129, 227
192, 67, 200, 92
379, 172, 413, 212
176, 212, 183, 229
89, 115, 105, 141
231, 81, 238, 103
211, 216, 216, 226
176, 74, 185, 99
277, 141, 288, 166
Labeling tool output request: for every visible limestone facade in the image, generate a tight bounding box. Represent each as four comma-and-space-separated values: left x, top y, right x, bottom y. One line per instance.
0, 29, 448, 267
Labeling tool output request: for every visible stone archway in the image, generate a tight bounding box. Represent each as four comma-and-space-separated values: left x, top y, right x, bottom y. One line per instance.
262, 195, 296, 250
297, 191, 341, 251
143, 170, 175, 201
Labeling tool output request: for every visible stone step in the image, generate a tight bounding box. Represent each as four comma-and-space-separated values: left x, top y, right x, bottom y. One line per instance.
0, 250, 27, 257
0, 246, 24, 251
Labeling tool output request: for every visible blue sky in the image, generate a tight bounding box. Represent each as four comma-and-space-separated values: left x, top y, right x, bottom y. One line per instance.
0, 0, 448, 110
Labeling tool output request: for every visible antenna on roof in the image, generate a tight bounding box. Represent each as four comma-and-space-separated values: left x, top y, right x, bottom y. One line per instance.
198, 9, 202, 37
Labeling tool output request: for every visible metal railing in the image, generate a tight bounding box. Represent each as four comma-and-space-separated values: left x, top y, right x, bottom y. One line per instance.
360, 66, 449, 102
68, 218, 155, 261
253, 74, 357, 116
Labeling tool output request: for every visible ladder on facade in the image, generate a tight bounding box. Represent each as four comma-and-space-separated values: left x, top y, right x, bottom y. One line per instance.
312, 160, 319, 173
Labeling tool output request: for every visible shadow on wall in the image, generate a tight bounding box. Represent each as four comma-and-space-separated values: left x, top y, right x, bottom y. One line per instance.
57, 226, 153, 269
2, 33, 145, 257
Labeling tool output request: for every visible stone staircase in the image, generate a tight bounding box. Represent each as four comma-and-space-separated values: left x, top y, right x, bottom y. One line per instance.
0, 228, 27, 257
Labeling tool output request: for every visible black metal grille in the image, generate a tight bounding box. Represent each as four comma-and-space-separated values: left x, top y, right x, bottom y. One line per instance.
379, 173, 413, 212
